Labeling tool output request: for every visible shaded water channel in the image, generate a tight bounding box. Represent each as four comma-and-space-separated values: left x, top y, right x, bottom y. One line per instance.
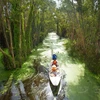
35, 32, 100, 100
0, 32, 100, 100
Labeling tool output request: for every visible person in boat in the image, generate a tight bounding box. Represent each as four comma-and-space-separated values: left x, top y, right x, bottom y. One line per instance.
51, 54, 59, 67
51, 65, 58, 76
50, 54, 59, 76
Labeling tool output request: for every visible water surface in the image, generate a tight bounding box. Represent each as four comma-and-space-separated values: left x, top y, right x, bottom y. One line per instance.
35, 32, 100, 100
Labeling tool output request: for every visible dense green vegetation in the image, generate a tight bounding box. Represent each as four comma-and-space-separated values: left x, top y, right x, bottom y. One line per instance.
57, 0, 100, 75
0, 51, 35, 82
0, 0, 100, 82
0, 0, 56, 81
0, 0, 57, 70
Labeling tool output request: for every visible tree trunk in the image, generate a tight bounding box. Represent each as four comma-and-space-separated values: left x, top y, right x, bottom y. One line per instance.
1, 16, 10, 49
5, 4, 16, 68
19, 15, 22, 65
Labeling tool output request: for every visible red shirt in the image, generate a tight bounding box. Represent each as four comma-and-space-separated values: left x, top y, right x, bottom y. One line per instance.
52, 60, 57, 66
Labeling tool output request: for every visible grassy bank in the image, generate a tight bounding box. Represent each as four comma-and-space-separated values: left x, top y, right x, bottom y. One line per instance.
0, 52, 35, 82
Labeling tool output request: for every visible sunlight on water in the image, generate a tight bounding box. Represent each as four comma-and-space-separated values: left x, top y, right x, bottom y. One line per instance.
46, 32, 85, 85
61, 64, 85, 85
36, 32, 100, 100
42, 32, 85, 85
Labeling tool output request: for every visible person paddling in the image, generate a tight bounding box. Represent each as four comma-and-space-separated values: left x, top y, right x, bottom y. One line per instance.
50, 54, 59, 76
51, 54, 58, 67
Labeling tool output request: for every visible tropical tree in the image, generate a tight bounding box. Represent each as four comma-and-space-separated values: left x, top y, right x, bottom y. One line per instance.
0, 0, 57, 70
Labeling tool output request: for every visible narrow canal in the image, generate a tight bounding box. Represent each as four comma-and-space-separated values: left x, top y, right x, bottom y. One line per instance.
34, 32, 100, 100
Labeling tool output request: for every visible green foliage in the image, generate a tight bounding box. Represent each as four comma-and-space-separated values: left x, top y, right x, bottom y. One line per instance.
39, 32, 46, 42
66, 39, 100, 74
0, 0, 57, 70
1, 0, 99, 75
59, 0, 100, 74
0, 52, 3, 67
0, 59, 35, 82
1, 49, 14, 70
13, 63, 35, 81
2, 54, 14, 70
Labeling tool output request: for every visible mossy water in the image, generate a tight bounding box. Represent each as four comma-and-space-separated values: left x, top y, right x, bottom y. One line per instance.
0, 32, 100, 100
37, 32, 100, 100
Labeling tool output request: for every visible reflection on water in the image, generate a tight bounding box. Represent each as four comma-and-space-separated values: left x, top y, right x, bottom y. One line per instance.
11, 82, 21, 100
0, 32, 100, 100
19, 80, 27, 99
38, 32, 100, 100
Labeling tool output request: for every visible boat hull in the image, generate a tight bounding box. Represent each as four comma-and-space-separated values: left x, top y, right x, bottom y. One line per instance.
49, 75, 61, 86
49, 68, 61, 96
